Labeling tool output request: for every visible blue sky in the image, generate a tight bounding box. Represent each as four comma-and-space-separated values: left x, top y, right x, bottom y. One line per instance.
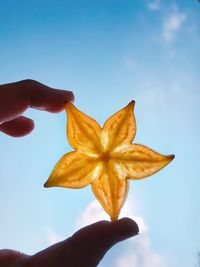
0, 0, 200, 266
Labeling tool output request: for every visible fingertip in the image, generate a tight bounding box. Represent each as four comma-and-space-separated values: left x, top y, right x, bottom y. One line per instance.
114, 217, 139, 238
43, 90, 75, 113
68, 91, 75, 103
63, 91, 75, 104
60, 219, 139, 266
13, 117, 35, 137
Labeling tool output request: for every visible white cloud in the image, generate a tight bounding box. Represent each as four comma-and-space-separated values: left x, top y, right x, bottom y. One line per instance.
76, 197, 144, 229
46, 227, 64, 246
76, 200, 167, 267
147, 0, 161, 11
163, 11, 187, 42
116, 232, 166, 267
76, 199, 109, 226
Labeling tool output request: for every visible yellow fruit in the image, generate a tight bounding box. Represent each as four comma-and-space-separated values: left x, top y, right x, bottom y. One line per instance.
44, 101, 174, 221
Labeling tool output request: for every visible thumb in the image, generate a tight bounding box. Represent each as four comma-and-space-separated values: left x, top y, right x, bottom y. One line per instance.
70, 217, 139, 266
26, 218, 139, 267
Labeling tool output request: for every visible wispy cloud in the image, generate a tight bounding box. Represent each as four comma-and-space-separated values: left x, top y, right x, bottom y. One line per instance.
147, 0, 161, 11
163, 10, 187, 42
76, 200, 166, 267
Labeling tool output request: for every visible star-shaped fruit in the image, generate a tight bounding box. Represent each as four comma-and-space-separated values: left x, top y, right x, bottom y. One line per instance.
44, 101, 174, 221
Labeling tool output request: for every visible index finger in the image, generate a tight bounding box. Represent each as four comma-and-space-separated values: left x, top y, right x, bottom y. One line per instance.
0, 79, 74, 124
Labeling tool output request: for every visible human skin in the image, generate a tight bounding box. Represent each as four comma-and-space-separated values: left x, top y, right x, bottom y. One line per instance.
0, 80, 139, 267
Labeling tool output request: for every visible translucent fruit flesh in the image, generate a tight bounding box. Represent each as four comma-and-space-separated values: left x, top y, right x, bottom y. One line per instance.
44, 101, 174, 221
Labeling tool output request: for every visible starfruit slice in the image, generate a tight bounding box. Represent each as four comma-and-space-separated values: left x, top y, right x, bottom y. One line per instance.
44, 101, 175, 221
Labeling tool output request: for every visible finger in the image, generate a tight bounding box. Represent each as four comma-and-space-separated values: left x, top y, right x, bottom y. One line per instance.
0, 116, 34, 137
27, 218, 139, 267
69, 217, 139, 266
0, 79, 74, 124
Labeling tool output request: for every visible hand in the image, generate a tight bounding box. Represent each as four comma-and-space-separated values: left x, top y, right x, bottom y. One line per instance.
0, 79, 74, 137
0, 80, 139, 266
0, 218, 139, 267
